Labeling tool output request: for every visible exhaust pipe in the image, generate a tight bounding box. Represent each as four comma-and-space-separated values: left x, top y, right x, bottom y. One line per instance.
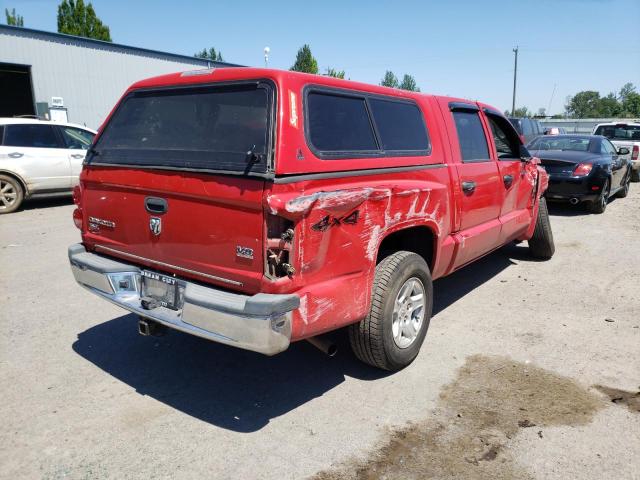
307, 335, 338, 357
569, 197, 579, 205
138, 317, 166, 337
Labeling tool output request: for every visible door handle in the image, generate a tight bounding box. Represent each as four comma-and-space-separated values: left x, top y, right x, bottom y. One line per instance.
8, 152, 23, 158
145, 196, 168, 214
503, 174, 514, 188
70, 154, 85, 159
461, 181, 476, 195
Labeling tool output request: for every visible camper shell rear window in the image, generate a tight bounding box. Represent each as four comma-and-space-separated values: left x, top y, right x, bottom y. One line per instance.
88, 81, 275, 176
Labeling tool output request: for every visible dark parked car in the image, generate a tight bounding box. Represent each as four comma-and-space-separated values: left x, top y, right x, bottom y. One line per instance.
509, 117, 544, 144
527, 135, 631, 213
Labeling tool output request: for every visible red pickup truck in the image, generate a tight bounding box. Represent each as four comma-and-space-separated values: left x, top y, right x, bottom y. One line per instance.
69, 68, 554, 371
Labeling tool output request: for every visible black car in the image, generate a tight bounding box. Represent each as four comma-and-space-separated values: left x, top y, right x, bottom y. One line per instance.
527, 135, 631, 213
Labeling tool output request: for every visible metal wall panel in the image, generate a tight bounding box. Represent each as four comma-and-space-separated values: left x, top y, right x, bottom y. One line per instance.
0, 26, 226, 129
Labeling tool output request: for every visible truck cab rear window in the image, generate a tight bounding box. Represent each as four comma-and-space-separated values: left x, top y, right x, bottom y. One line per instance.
306, 89, 430, 157
91, 83, 272, 175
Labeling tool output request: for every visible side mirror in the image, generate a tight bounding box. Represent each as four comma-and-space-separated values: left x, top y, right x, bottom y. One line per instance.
618, 147, 630, 155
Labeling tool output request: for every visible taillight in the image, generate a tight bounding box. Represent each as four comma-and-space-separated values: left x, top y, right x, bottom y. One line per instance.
632, 145, 639, 161
72, 185, 82, 205
573, 163, 593, 177
72, 185, 82, 229
73, 207, 83, 229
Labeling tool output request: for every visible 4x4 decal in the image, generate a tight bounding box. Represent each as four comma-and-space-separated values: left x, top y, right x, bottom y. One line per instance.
311, 210, 359, 232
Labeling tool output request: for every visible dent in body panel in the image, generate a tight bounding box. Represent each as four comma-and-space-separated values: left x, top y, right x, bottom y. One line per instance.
268, 179, 449, 339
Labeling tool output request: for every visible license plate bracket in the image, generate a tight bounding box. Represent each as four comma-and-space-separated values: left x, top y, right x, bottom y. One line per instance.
141, 270, 182, 310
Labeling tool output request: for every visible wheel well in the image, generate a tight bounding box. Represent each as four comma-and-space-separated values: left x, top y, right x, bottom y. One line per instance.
376, 227, 435, 271
0, 171, 28, 196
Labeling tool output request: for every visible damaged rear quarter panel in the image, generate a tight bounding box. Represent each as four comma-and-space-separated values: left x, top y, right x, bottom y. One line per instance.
265, 169, 452, 340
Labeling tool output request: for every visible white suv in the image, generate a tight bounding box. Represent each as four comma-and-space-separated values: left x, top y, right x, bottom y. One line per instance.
0, 118, 96, 213
593, 122, 640, 182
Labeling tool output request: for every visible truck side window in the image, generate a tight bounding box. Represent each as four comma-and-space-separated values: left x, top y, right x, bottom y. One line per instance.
368, 98, 429, 152
452, 111, 490, 162
308, 92, 377, 152
487, 116, 520, 159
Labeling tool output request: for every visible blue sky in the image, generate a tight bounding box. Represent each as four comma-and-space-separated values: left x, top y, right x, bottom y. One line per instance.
4, 0, 639, 114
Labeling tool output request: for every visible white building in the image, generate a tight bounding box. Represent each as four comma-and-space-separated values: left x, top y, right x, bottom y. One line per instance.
0, 25, 236, 129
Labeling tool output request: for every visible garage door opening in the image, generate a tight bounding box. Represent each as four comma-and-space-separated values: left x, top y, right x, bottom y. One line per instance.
0, 63, 35, 117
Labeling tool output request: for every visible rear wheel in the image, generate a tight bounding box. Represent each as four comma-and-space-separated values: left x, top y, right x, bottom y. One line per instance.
349, 251, 432, 371
588, 179, 609, 214
528, 197, 555, 260
631, 169, 640, 182
617, 171, 631, 198
0, 175, 24, 214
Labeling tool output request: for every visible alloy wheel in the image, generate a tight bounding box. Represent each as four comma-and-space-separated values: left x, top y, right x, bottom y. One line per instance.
0, 180, 18, 210
391, 277, 426, 349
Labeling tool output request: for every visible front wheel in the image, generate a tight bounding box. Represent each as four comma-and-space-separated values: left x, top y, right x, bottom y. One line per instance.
349, 251, 433, 371
528, 197, 555, 259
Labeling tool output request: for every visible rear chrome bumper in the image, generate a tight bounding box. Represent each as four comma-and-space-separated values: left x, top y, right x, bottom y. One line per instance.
68, 244, 298, 355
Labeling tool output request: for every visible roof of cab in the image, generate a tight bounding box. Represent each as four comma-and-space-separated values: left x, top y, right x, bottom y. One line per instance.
126, 67, 506, 120
128, 67, 430, 99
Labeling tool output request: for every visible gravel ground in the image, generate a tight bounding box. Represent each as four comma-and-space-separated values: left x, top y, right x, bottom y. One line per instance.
1, 189, 639, 480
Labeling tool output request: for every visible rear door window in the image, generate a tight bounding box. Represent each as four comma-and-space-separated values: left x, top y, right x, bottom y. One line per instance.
91, 82, 273, 175
368, 98, 429, 152
452, 111, 490, 162
59, 126, 94, 150
4, 124, 61, 148
307, 92, 378, 152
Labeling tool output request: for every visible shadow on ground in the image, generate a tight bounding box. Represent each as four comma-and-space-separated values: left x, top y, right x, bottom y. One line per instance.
547, 195, 621, 217
73, 243, 532, 432
21, 196, 73, 211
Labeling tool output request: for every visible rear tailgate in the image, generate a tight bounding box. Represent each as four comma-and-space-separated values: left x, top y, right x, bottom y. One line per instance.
80, 80, 275, 294
81, 167, 265, 293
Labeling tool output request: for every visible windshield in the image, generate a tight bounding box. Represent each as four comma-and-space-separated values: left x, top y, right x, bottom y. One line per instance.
528, 136, 591, 152
90, 82, 272, 175
594, 124, 640, 141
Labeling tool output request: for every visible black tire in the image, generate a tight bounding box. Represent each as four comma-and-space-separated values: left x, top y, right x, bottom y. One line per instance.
528, 197, 555, 260
348, 251, 433, 371
0, 174, 24, 214
631, 169, 640, 183
588, 179, 609, 214
616, 171, 630, 198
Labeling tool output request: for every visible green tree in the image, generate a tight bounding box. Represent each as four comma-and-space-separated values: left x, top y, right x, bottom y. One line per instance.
565, 91, 601, 118
621, 91, 640, 117
195, 47, 224, 62
5, 8, 23, 26
619, 82, 636, 103
505, 107, 531, 117
57, 0, 111, 42
598, 93, 621, 117
290, 44, 318, 74
325, 67, 345, 79
380, 71, 399, 88
399, 74, 420, 92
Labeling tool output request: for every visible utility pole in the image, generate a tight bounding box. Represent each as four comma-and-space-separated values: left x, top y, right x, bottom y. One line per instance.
512, 46, 518, 115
